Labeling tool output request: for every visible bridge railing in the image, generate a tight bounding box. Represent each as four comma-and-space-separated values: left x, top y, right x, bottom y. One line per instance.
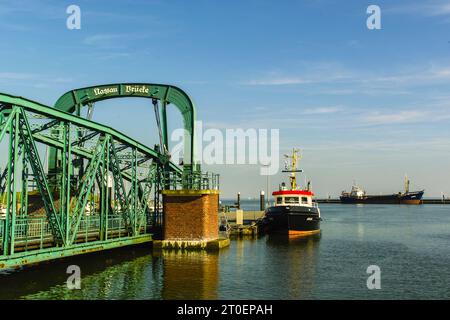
14, 216, 53, 240
0, 213, 148, 256
0, 219, 4, 247
163, 171, 220, 191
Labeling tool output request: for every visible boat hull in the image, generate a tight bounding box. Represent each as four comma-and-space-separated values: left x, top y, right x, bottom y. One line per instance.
262, 205, 321, 236
399, 191, 424, 204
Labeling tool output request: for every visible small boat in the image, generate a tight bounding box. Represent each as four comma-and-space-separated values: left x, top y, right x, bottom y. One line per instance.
340, 176, 424, 204
262, 148, 321, 236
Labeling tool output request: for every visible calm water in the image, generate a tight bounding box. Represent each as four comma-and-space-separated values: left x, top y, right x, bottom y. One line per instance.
1, 204, 450, 299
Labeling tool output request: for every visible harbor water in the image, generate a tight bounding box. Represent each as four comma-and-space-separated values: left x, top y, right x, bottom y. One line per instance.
1, 203, 450, 299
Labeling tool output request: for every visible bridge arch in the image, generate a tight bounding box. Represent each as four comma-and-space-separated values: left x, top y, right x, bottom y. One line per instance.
52, 83, 196, 170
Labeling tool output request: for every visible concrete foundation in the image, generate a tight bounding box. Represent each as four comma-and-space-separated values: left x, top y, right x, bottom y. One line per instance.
152, 238, 230, 251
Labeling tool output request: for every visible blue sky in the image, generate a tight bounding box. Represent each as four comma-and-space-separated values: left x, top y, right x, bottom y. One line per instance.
1, 0, 450, 198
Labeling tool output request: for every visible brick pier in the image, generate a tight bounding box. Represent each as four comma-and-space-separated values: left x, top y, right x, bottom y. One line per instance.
153, 189, 229, 250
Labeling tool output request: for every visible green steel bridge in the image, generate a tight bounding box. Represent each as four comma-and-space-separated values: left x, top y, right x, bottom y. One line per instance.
0, 83, 219, 269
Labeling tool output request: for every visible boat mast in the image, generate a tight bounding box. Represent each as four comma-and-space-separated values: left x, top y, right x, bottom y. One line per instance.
282, 148, 303, 190
405, 175, 410, 193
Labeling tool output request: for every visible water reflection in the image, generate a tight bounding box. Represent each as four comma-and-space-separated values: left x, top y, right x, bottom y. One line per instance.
0, 246, 159, 299
0, 245, 222, 300
1, 204, 449, 299
265, 233, 322, 246
265, 234, 321, 299
156, 250, 219, 300
357, 222, 365, 240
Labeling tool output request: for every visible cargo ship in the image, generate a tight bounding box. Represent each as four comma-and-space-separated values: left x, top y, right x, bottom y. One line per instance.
262, 149, 321, 236
340, 176, 424, 204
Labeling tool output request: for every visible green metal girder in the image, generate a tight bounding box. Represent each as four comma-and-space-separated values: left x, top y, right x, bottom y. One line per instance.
0, 108, 15, 144
60, 122, 71, 245
17, 108, 65, 245
0, 110, 17, 198
31, 119, 59, 134
68, 136, 108, 245
108, 139, 132, 232
98, 141, 109, 241
33, 132, 94, 160
32, 132, 152, 194
138, 163, 156, 226
3, 109, 19, 255
0, 92, 181, 174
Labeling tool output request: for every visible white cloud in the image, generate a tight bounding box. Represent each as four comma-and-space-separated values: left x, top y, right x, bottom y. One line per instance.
0, 72, 35, 80
243, 62, 450, 95
83, 33, 152, 51
0, 1, 61, 20
431, 67, 450, 77
363, 111, 425, 124
302, 137, 450, 152
244, 77, 311, 86
302, 107, 341, 115
243, 63, 353, 86
0, 72, 73, 86
386, 1, 450, 17
83, 34, 126, 46
425, 2, 450, 15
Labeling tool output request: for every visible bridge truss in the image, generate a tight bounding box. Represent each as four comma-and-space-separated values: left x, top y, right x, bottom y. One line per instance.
0, 87, 218, 269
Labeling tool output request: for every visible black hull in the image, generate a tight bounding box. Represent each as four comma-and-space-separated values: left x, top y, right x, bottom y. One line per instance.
262, 205, 321, 235
340, 190, 424, 204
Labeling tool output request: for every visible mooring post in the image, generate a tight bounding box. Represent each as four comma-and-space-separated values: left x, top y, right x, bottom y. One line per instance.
237, 192, 241, 209
260, 190, 265, 211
